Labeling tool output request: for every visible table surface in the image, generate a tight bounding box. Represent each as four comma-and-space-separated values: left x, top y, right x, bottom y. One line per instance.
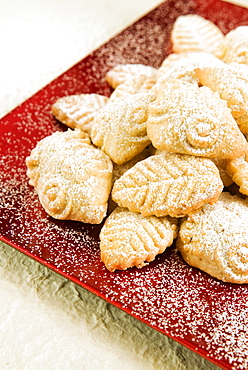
0, 1, 246, 369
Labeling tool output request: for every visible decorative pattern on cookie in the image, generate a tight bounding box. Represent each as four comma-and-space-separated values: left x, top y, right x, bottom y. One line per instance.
91, 93, 154, 164
177, 192, 248, 284
112, 152, 223, 218
100, 207, 178, 272
226, 154, 248, 195
105, 63, 157, 89
51, 94, 108, 135
109, 75, 156, 101
221, 26, 248, 65
26, 129, 113, 224
147, 79, 248, 159
109, 147, 151, 213
171, 14, 225, 58
196, 62, 248, 134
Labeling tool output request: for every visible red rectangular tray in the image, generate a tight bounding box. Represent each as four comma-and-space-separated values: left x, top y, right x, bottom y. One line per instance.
1, 1, 248, 369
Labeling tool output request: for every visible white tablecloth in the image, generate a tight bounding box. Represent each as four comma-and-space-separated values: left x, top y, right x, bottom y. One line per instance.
0, 0, 242, 369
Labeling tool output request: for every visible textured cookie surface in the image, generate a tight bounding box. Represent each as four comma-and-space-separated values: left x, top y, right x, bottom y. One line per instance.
112, 152, 223, 218
147, 79, 248, 159
52, 94, 108, 135
109, 75, 156, 101
196, 62, 248, 134
177, 192, 248, 284
106, 63, 157, 89
100, 207, 178, 272
91, 93, 154, 164
156, 52, 223, 87
26, 129, 113, 224
221, 26, 248, 65
171, 14, 224, 58
226, 154, 248, 195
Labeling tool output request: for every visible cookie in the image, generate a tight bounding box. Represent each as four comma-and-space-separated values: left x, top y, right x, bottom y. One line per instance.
210, 157, 233, 187
147, 79, 248, 159
52, 94, 108, 135
109, 75, 156, 101
155, 52, 223, 88
171, 14, 225, 58
91, 93, 154, 164
226, 154, 248, 196
100, 207, 178, 271
196, 62, 248, 134
157, 51, 194, 78
112, 152, 223, 218
221, 26, 248, 65
106, 63, 157, 89
26, 129, 113, 224
177, 192, 248, 284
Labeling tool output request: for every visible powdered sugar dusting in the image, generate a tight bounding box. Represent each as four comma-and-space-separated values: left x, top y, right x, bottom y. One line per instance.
1, 1, 248, 369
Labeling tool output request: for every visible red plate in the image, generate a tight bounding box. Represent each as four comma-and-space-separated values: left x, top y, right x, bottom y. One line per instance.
1, 0, 248, 369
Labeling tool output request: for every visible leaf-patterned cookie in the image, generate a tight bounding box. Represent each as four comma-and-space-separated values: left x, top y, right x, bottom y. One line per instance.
100, 207, 178, 272
112, 152, 223, 218
52, 94, 108, 135
171, 14, 225, 58
105, 63, 157, 89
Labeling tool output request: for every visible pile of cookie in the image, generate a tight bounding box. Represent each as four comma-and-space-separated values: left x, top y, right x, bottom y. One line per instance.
26, 15, 248, 283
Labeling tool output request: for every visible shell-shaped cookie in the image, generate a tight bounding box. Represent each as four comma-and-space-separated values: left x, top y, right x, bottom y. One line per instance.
147, 79, 248, 159
26, 129, 113, 224
155, 52, 223, 88
221, 26, 248, 65
226, 154, 248, 195
100, 207, 178, 272
177, 192, 248, 284
91, 93, 153, 164
112, 152, 223, 218
109, 75, 156, 101
171, 14, 225, 58
51, 94, 108, 135
196, 62, 248, 134
105, 63, 157, 89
